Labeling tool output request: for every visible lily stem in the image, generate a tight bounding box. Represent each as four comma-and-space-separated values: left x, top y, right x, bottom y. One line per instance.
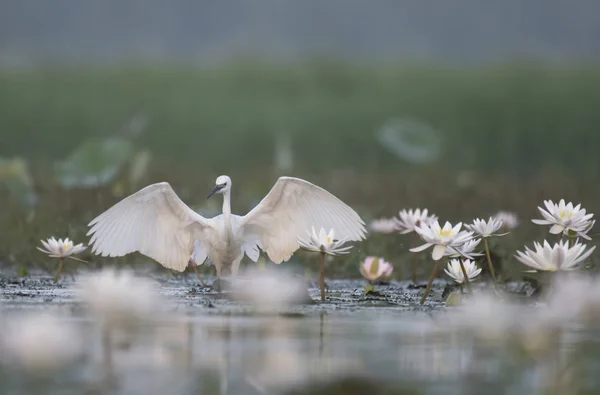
483, 238, 497, 284
411, 234, 418, 284
420, 263, 438, 305
319, 252, 326, 302
458, 260, 473, 293
54, 259, 65, 283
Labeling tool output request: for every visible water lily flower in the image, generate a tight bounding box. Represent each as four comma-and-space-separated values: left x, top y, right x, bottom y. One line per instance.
564, 219, 596, 240
444, 259, 482, 284
410, 221, 474, 260
37, 237, 87, 259
369, 217, 398, 234
298, 227, 355, 302
515, 239, 596, 272
359, 256, 393, 282
444, 238, 484, 258
297, 227, 353, 256
465, 217, 509, 238
37, 237, 87, 283
394, 208, 438, 234
532, 199, 595, 240
493, 211, 519, 230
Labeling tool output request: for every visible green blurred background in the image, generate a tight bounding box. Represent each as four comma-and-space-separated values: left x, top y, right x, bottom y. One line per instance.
1, 1, 599, 278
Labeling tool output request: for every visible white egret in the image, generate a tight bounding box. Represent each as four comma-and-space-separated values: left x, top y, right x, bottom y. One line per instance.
87, 176, 367, 283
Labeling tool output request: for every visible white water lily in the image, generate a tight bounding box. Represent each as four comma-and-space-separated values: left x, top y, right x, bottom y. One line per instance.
410, 221, 474, 260
493, 211, 519, 230
359, 256, 393, 282
37, 237, 86, 259
532, 199, 595, 240
515, 239, 596, 272
444, 259, 482, 284
74, 269, 163, 332
394, 208, 438, 234
465, 217, 509, 238
444, 238, 484, 258
369, 217, 398, 234
564, 219, 596, 240
297, 227, 353, 256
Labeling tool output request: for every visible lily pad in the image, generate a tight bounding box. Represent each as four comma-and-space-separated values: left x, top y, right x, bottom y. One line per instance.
0, 157, 38, 209
128, 149, 152, 189
55, 137, 134, 189
445, 291, 462, 306
376, 118, 442, 164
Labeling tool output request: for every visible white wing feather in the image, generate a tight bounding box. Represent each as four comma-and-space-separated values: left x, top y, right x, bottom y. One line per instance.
87, 182, 214, 272
240, 177, 367, 263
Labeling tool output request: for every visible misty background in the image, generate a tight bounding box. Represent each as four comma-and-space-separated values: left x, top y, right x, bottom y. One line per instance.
1, 0, 600, 64
1, 0, 600, 271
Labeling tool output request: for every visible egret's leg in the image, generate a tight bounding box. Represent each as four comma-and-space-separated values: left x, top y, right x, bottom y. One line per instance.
191, 265, 206, 286
230, 256, 243, 277
214, 263, 223, 293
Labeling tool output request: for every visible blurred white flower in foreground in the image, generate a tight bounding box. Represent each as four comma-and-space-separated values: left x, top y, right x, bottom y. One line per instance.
37, 237, 86, 259
410, 221, 474, 260
444, 238, 483, 258
297, 227, 353, 255
444, 259, 482, 284
394, 208, 438, 234
465, 217, 509, 238
544, 274, 600, 323
532, 199, 595, 240
359, 256, 393, 282
515, 239, 596, 272
74, 269, 162, 332
493, 211, 519, 230
369, 217, 398, 234
0, 313, 83, 374
231, 268, 311, 310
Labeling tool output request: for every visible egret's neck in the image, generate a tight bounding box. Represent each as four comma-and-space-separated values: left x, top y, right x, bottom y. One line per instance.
222, 191, 233, 239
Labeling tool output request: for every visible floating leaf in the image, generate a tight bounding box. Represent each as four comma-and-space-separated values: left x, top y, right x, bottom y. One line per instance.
445, 291, 462, 306
0, 157, 38, 209
128, 149, 152, 190
376, 118, 442, 164
55, 137, 134, 189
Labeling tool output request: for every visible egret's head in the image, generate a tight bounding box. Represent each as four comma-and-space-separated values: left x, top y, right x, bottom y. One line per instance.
207, 175, 232, 199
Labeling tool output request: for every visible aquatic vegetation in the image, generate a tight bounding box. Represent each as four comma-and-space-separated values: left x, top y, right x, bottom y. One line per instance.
0, 157, 38, 210
36, 237, 87, 282
393, 208, 438, 235
368, 217, 398, 234
492, 211, 519, 231
444, 259, 482, 284
515, 239, 596, 272
532, 199, 595, 240
359, 256, 393, 283
443, 238, 483, 259
410, 221, 474, 261
466, 217, 510, 283
298, 227, 355, 301
54, 137, 136, 189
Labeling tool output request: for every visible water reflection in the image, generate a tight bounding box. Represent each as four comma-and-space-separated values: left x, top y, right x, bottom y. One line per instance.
1, 307, 599, 395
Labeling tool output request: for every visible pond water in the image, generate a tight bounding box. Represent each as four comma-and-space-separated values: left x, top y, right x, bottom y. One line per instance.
1, 272, 599, 395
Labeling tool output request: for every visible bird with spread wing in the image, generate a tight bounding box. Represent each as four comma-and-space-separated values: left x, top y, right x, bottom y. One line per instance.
87, 176, 367, 284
